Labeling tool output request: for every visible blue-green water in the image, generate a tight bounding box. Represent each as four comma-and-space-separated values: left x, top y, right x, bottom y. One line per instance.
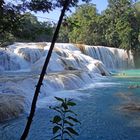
113, 69, 140, 78
0, 70, 140, 140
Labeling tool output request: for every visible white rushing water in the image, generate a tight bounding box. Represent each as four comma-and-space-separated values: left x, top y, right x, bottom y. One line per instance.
0, 42, 134, 121
0, 42, 134, 72
76, 44, 134, 70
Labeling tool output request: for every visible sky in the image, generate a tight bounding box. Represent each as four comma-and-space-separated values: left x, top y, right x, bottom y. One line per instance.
36, 0, 108, 23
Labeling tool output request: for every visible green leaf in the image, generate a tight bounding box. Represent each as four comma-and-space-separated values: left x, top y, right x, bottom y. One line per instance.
65, 127, 79, 136
53, 126, 61, 134
67, 116, 81, 124
52, 115, 61, 123
55, 97, 64, 102
64, 120, 74, 126
62, 102, 68, 110
67, 101, 76, 106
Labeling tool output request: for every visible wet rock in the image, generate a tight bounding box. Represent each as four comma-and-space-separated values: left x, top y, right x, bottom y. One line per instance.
0, 94, 25, 122
128, 85, 140, 89
121, 103, 140, 112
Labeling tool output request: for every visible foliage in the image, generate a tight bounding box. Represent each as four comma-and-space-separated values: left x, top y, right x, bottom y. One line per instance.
1, 0, 139, 51
57, 19, 70, 43
0, 1, 21, 34
106, 0, 139, 50
63, 3, 100, 45
14, 12, 54, 42
134, 1, 140, 43
0, 12, 54, 45
0, 32, 15, 48
50, 97, 80, 140
59, 0, 140, 51
0, 0, 91, 46
0, 0, 21, 46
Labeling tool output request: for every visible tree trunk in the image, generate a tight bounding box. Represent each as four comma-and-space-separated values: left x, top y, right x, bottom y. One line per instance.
20, 1, 70, 139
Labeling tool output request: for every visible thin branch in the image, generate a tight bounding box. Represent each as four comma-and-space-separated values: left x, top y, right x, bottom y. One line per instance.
20, 0, 70, 139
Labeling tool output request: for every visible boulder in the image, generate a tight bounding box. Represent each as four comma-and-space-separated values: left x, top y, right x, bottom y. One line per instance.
0, 94, 25, 122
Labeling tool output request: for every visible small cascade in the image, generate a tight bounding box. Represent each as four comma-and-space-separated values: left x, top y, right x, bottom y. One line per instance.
31, 43, 110, 75
77, 44, 134, 70
0, 49, 29, 71
31, 53, 65, 72
0, 71, 94, 113
14, 47, 43, 63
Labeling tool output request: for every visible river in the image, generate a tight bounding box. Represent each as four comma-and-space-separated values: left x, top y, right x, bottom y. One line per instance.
0, 70, 140, 140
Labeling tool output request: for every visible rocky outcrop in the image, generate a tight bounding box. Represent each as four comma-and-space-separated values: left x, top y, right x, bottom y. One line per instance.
0, 94, 25, 122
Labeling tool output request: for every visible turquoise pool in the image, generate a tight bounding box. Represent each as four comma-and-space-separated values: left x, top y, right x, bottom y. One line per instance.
0, 70, 140, 140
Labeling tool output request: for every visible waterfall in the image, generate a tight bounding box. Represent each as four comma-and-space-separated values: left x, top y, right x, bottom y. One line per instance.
0, 42, 134, 72
0, 42, 134, 121
76, 44, 134, 70
0, 71, 96, 114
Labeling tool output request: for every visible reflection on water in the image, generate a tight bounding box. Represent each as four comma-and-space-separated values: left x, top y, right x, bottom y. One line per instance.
0, 70, 140, 140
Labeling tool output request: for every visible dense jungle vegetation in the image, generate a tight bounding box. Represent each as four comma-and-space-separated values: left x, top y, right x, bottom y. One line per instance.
0, 0, 140, 52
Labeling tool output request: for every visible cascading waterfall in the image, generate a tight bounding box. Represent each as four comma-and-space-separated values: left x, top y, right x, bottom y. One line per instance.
77, 44, 134, 70
0, 42, 134, 72
0, 42, 134, 121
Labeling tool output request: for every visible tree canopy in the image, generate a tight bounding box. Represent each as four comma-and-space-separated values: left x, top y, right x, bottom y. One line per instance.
0, 0, 90, 46
135, 1, 140, 42
0, 0, 140, 52
58, 0, 140, 52
13, 12, 54, 42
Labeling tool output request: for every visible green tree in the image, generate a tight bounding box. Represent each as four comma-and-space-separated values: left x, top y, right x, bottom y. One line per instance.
106, 0, 139, 50
59, 0, 139, 50
134, 1, 140, 42
58, 19, 70, 43
0, 0, 21, 46
132, 1, 140, 67
14, 12, 54, 42
100, 8, 120, 48
68, 3, 100, 45
15, 12, 40, 41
